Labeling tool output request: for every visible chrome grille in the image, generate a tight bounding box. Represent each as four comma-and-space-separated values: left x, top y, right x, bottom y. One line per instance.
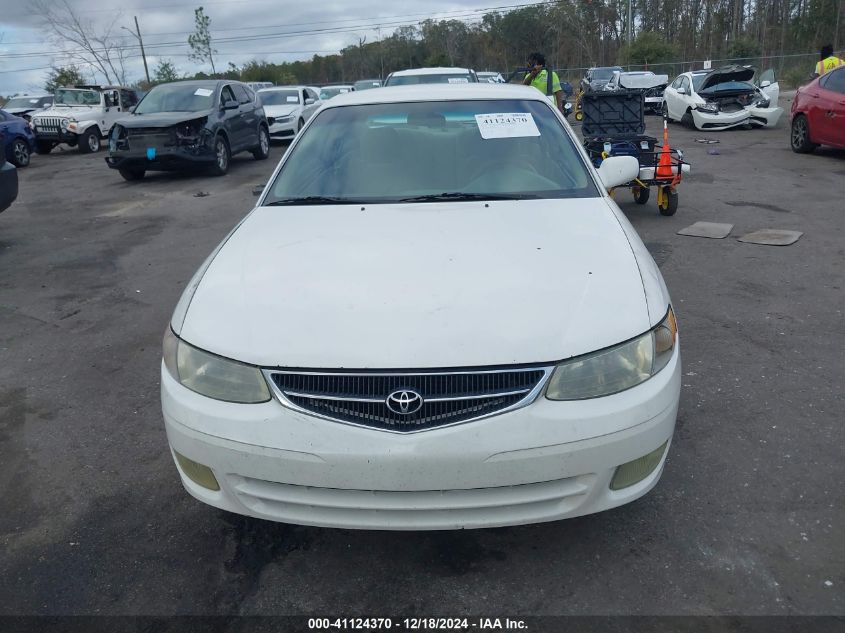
265, 367, 552, 432
36, 117, 62, 132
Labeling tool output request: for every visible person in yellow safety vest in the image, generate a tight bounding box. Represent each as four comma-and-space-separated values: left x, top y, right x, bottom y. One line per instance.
523, 52, 564, 113
813, 44, 845, 78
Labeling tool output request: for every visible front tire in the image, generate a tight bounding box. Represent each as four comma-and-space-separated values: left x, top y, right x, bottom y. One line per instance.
297, 118, 304, 133
78, 128, 101, 154
11, 139, 31, 167
790, 115, 817, 153
209, 135, 230, 176
658, 187, 678, 216
118, 167, 145, 181
680, 108, 694, 128
252, 125, 270, 160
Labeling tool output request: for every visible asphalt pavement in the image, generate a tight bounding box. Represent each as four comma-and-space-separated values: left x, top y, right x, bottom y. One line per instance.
1, 105, 843, 621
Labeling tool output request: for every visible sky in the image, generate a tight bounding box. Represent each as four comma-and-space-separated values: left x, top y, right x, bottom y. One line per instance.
0, 0, 523, 95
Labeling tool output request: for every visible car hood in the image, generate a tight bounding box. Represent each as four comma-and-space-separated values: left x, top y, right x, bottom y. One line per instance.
116, 110, 214, 128
5, 107, 36, 116
618, 74, 669, 90
263, 105, 299, 117
179, 199, 653, 368
699, 65, 755, 91
33, 105, 99, 119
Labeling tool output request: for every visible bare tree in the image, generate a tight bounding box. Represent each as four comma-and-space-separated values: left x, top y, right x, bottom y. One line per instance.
34, 0, 128, 85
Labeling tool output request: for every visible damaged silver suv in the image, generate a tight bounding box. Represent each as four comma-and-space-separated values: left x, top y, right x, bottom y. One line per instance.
105, 80, 270, 181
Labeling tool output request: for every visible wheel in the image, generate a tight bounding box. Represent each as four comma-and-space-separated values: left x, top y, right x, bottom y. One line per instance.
574, 110, 583, 121
680, 108, 694, 128
118, 167, 145, 181
36, 140, 54, 155
78, 128, 101, 154
662, 101, 670, 122
11, 139, 31, 167
252, 125, 270, 160
632, 185, 650, 204
790, 114, 817, 154
657, 186, 678, 216
209, 135, 230, 176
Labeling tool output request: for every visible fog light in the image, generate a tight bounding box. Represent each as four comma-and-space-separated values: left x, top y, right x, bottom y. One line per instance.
609, 441, 668, 490
174, 450, 220, 491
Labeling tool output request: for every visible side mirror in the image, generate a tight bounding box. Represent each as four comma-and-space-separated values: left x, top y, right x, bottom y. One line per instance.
597, 156, 640, 190
305, 98, 315, 105
677, 87, 687, 95
760, 80, 771, 88
223, 99, 239, 110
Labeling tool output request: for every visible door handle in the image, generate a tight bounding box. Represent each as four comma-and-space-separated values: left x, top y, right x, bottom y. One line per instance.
810, 93, 819, 98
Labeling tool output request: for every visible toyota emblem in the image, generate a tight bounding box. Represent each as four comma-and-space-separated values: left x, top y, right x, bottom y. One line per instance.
385, 389, 424, 415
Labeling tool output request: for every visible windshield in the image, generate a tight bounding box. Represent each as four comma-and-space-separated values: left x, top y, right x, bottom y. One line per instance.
386, 73, 474, 86
591, 68, 620, 81
320, 87, 351, 99
691, 74, 708, 91
259, 90, 301, 106
55, 89, 100, 106
135, 84, 216, 114
264, 99, 597, 204
5, 97, 49, 109
354, 80, 381, 90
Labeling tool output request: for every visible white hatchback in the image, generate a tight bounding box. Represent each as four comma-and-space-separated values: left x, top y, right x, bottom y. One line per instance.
161, 84, 681, 530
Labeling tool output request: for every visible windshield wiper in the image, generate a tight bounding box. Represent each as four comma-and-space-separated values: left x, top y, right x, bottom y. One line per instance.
264, 196, 371, 206
399, 192, 538, 202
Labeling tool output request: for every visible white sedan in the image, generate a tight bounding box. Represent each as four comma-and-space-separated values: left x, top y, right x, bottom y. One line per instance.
663, 66, 782, 130
257, 86, 322, 140
161, 84, 681, 530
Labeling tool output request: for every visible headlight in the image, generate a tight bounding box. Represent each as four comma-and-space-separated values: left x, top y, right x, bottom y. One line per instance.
275, 115, 293, 123
60, 118, 70, 129
162, 328, 271, 403
696, 103, 719, 114
545, 307, 677, 400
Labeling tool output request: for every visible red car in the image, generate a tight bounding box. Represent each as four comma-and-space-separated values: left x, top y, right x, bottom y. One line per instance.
791, 66, 845, 152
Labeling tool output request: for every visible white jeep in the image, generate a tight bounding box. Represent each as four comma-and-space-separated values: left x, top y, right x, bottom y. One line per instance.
31, 85, 139, 154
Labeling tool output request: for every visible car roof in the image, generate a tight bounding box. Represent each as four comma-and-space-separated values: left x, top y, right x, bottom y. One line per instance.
259, 86, 306, 90
390, 67, 474, 76
317, 83, 545, 107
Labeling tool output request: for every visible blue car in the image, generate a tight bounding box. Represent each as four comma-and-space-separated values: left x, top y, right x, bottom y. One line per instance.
0, 108, 36, 167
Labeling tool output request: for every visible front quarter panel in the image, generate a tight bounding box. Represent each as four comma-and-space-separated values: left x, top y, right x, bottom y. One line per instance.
604, 198, 671, 326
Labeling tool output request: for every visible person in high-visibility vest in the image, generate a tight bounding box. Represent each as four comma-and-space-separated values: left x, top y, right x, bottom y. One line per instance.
523, 52, 564, 113
813, 44, 845, 78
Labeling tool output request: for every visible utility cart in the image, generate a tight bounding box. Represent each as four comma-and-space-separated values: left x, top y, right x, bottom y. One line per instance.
580, 89, 688, 216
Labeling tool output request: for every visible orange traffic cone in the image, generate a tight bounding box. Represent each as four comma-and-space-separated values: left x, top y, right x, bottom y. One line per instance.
656, 116, 674, 178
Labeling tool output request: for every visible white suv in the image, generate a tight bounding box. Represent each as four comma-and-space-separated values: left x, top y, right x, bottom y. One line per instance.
31, 85, 139, 154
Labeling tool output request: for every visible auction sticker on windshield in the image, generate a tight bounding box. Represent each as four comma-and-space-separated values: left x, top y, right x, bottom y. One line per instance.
194, 88, 214, 97
475, 113, 541, 139
448, 77, 470, 84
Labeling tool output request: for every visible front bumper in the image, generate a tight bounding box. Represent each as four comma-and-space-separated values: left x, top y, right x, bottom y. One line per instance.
690, 108, 750, 130
747, 106, 784, 128
34, 129, 78, 144
161, 347, 681, 530
644, 96, 664, 111
268, 119, 296, 139
105, 145, 216, 171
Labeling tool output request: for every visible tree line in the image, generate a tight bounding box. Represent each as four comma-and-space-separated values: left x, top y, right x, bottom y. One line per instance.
5, 0, 841, 101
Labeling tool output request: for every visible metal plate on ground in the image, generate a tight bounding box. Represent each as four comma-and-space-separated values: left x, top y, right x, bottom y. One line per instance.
677, 222, 734, 239
737, 229, 803, 246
